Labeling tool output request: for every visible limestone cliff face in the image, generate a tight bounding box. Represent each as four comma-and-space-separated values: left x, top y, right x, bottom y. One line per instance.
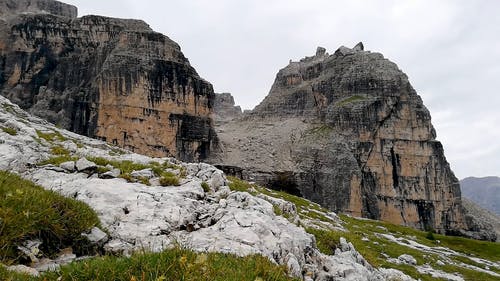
213, 92, 242, 123
0, 0, 217, 161
211, 44, 477, 237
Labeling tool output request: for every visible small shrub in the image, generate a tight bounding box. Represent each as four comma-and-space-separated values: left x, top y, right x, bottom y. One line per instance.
201, 181, 210, 192
120, 173, 133, 183
96, 166, 110, 174
273, 204, 283, 217
426, 231, 436, 241
138, 177, 151, 186
1, 127, 17, 136
159, 173, 180, 187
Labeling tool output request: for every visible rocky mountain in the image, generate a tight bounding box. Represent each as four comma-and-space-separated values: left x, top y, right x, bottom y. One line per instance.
0, 91, 416, 280
0, 0, 217, 162
1, 94, 499, 280
461, 177, 500, 215
210, 44, 493, 240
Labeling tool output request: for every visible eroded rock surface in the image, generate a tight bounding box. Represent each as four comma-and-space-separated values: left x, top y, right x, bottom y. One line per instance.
0, 94, 415, 281
213, 92, 242, 122
0, 0, 217, 162
210, 44, 493, 239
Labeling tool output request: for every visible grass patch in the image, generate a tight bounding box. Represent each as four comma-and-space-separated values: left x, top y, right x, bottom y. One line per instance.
337, 95, 366, 106
50, 145, 70, 156
36, 130, 66, 143
201, 181, 210, 192
87, 158, 183, 184
308, 214, 500, 280
1, 127, 17, 136
305, 227, 341, 255
227, 176, 255, 193
37, 155, 78, 166
0, 248, 298, 281
0, 171, 100, 264
159, 173, 180, 187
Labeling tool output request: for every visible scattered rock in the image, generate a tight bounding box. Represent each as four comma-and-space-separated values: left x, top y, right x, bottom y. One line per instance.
6, 265, 39, 277
17, 240, 42, 263
33, 258, 60, 272
100, 168, 121, 179
59, 161, 75, 172
398, 254, 417, 265
75, 158, 97, 173
131, 168, 154, 179
82, 227, 108, 245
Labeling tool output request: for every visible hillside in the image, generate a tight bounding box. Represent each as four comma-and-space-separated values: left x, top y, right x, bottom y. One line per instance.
1, 88, 499, 280
461, 177, 500, 215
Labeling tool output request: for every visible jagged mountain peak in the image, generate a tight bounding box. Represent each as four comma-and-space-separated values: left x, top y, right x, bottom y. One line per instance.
0, 0, 77, 19
210, 44, 498, 242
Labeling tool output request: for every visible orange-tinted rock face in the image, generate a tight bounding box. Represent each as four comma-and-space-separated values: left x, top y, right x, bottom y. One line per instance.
0, 6, 217, 161
211, 45, 476, 237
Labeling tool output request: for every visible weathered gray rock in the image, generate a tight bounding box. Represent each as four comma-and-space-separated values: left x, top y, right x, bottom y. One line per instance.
82, 227, 108, 245
131, 168, 154, 179
213, 93, 243, 122
5, 265, 39, 277
398, 254, 417, 265
17, 240, 42, 263
0, 0, 77, 19
75, 158, 97, 173
100, 168, 121, 179
0, 95, 416, 281
59, 161, 75, 172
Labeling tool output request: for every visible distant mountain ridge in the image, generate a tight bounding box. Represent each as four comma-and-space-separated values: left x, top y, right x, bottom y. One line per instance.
461, 176, 500, 215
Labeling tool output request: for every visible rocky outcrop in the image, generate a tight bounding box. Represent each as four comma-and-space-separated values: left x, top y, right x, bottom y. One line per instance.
0, 94, 417, 281
0, 0, 77, 19
210, 44, 485, 238
461, 177, 500, 215
461, 197, 500, 242
0, 0, 217, 162
213, 92, 242, 122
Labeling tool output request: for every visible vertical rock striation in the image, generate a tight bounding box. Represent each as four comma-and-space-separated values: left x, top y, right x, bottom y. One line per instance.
210, 44, 486, 237
0, 0, 217, 161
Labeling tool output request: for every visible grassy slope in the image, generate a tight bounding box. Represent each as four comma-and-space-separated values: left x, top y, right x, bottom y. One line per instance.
0, 172, 296, 281
1, 249, 296, 281
0, 171, 100, 264
227, 176, 500, 281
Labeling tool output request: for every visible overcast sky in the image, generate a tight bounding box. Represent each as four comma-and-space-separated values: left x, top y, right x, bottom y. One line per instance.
63, 0, 500, 179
